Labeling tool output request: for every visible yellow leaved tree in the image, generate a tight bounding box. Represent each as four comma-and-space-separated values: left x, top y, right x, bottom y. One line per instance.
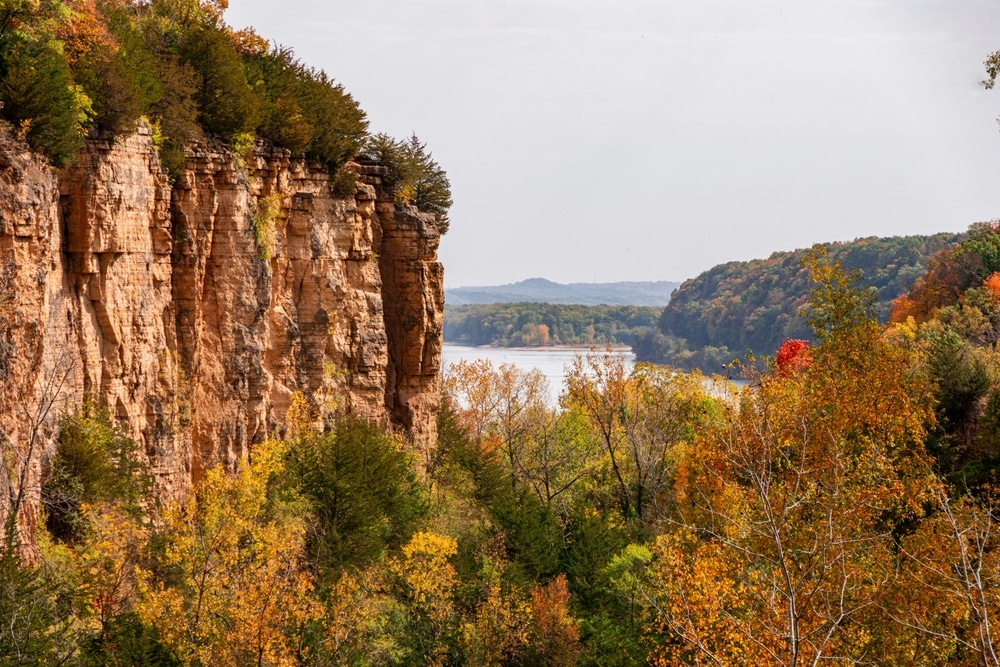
70, 502, 149, 634
444, 358, 549, 477
389, 531, 460, 666
459, 555, 532, 667
136, 439, 319, 667
881, 487, 1000, 666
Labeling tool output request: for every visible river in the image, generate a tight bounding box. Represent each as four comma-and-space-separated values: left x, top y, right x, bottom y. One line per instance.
441, 343, 748, 408
441, 344, 635, 405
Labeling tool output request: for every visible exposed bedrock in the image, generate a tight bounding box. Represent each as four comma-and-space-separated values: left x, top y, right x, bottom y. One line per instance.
0, 124, 443, 544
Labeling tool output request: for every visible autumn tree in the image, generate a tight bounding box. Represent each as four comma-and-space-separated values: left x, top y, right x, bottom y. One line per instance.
648, 248, 937, 666
442, 360, 598, 580
389, 531, 461, 666
459, 554, 532, 666
774, 338, 811, 376
517, 408, 600, 510
882, 487, 1000, 666
136, 439, 318, 667
63, 501, 179, 666
320, 568, 399, 666
527, 574, 583, 666
890, 224, 1000, 327
564, 350, 712, 521
563, 349, 643, 520
444, 359, 550, 488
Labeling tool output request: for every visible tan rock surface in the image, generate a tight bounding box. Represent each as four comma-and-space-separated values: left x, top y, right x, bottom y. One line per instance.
376, 200, 445, 464
0, 125, 443, 544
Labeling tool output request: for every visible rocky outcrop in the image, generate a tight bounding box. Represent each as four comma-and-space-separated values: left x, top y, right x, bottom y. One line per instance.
0, 124, 443, 541
377, 199, 444, 460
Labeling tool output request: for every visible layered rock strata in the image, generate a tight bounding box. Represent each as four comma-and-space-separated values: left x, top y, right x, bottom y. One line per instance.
0, 124, 443, 542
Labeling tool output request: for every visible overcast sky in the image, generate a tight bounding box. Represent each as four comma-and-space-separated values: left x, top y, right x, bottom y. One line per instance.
226, 0, 1000, 287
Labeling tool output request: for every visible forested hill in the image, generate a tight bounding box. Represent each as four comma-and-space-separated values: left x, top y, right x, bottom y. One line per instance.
444, 303, 660, 347
446, 278, 681, 306
635, 233, 964, 371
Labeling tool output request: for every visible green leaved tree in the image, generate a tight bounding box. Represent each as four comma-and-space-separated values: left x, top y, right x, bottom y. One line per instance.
364, 132, 453, 234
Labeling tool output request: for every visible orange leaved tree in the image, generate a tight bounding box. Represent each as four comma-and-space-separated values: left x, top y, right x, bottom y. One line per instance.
648, 248, 937, 666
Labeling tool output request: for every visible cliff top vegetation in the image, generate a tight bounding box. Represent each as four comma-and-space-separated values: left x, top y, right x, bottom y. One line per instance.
0, 0, 451, 231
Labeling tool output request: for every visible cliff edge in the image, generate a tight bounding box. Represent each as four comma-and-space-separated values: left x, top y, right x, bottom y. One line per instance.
0, 123, 443, 540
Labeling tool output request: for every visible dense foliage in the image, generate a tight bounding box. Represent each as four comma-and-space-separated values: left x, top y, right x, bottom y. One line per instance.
883, 220, 1000, 488
0, 0, 369, 171
363, 132, 453, 235
444, 302, 661, 347
635, 232, 963, 372
0, 0, 453, 233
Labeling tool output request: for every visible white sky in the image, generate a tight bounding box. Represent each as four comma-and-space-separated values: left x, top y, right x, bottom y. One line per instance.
225, 0, 1000, 287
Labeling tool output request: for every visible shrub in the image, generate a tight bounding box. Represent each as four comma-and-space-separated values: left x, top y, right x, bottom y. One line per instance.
42, 400, 152, 542
251, 193, 281, 261
331, 163, 358, 198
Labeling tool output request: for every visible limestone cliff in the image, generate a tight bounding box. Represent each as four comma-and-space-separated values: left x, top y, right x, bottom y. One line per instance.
0, 123, 443, 539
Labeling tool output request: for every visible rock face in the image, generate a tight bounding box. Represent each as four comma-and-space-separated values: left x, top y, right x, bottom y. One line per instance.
377, 199, 445, 454
0, 124, 443, 541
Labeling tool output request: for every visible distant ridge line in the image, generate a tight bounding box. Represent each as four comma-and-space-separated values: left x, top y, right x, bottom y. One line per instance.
446, 278, 682, 307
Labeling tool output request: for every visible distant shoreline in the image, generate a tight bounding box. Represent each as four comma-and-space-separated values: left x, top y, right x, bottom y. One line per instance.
442, 342, 632, 352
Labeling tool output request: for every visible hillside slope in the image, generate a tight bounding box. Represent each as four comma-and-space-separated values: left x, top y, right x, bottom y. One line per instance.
635, 233, 964, 371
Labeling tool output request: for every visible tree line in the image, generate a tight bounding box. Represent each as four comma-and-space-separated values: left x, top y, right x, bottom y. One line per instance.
444, 303, 661, 348
635, 232, 963, 372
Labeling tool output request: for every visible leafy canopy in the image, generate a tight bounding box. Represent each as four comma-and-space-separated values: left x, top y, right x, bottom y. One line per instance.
364, 132, 453, 234
0, 0, 368, 175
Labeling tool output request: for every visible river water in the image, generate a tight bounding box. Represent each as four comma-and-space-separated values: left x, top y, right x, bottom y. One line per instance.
441, 344, 747, 408
441, 344, 635, 405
